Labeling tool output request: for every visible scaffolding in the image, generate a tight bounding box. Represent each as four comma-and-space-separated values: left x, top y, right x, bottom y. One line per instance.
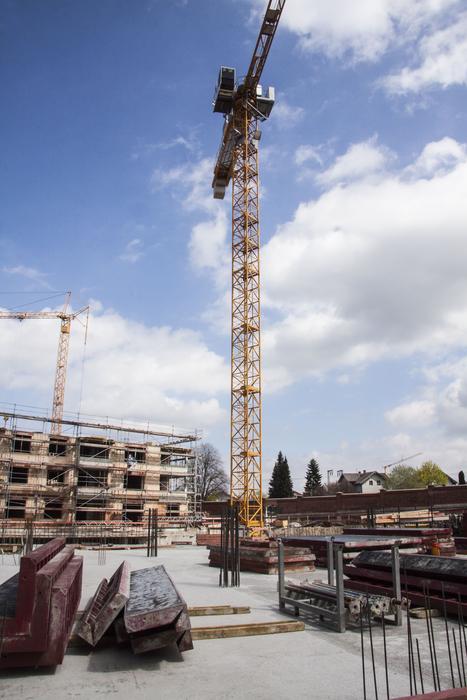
0, 406, 202, 542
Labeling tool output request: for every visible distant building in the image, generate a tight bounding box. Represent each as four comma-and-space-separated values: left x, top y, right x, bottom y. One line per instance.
337, 471, 387, 494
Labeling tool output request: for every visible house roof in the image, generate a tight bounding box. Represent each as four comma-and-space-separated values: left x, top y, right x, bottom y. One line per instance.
338, 471, 386, 485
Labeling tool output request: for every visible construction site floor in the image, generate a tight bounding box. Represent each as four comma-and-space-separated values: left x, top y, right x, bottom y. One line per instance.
0, 546, 463, 699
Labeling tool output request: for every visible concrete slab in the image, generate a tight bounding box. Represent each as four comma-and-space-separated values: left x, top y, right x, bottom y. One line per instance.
0, 546, 464, 699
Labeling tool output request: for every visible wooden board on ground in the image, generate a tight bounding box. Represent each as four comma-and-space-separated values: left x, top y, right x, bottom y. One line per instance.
191, 620, 304, 640
188, 605, 250, 616
409, 607, 441, 619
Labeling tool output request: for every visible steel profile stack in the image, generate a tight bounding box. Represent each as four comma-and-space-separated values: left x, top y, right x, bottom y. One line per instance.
208, 537, 316, 574
281, 533, 423, 567
0, 537, 83, 669
343, 526, 456, 555
344, 550, 467, 616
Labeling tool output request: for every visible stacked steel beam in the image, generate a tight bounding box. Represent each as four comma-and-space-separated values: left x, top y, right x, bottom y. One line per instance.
78, 564, 193, 655
281, 534, 422, 567
0, 537, 83, 668
208, 537, 315, 574
343, 526, 455, 555
345, 551, 467, 616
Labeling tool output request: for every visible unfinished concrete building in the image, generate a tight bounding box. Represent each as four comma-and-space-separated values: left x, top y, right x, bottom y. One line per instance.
0, 411, 199, 540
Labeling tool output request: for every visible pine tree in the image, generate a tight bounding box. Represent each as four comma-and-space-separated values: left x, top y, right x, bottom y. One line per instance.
269, 451, 294, 498
459, 470, 466, 485
304, 458, 322, 495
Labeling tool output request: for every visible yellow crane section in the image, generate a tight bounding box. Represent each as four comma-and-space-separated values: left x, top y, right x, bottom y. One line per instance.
212, 1, 286, 532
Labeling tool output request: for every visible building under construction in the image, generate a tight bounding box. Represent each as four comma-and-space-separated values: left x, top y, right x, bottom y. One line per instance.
0, 409, 199, 542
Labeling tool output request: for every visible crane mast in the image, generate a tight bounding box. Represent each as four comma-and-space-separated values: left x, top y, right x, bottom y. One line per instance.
0, 296, 89, 434
212, 1, 286, 532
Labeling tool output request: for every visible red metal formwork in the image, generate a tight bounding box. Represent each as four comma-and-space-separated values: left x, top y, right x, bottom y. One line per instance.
77, 560, 130, 646
0, 554, 83, 668
0, 537, 71, 653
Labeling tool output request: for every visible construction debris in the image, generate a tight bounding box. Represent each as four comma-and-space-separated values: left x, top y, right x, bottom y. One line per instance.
0, 537, 82, 668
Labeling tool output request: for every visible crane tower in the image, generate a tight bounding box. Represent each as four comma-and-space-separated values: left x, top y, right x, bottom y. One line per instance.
212, 1, 286, 531
0, 294, 89, 433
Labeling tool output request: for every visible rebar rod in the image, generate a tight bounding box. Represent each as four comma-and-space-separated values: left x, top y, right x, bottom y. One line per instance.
416, 638, 425, 695
423, 583, 437, 692
360, 608, 367, 700
367, 600, 379, 700
441, 583, 455, 687
456, 596, 466, 686
426, 585, 440, 690
452, 628, 462, 686
382, 611, 390, 700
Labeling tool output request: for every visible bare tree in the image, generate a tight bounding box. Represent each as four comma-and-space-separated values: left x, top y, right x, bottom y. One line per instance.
197, 443, 229, 501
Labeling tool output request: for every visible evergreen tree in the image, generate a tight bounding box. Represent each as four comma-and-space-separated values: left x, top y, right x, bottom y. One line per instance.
304, 458, 322, 495
269, 451, 294, 498
459, 470, 466, 485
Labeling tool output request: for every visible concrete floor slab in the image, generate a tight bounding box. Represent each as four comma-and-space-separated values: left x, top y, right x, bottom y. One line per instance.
0, 546, 464, 699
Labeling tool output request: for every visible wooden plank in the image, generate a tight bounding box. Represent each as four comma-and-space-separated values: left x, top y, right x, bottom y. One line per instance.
191, 620, 304, 640
188, 605, 250, 616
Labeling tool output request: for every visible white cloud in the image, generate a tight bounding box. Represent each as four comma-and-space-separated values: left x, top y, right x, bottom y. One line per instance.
270, 99, 305, 129
2, 265, 52, 290
250, 0, 461, 64
260, 136, 467, 389
0, 303, 229, 430
315, 136, 394, 186
383, 11, 467, 93
294, 144, 324, 167
386, 399, 436, 428
406, 137, 467, 176
152, 157, 230, 286
119, 238, 144, 264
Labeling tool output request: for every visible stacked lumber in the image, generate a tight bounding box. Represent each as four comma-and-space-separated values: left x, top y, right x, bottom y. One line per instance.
0, 537, 83, 669
208, 537, 315, 574
78, 564, 193, 655
344, 550, 467, 617
343, 526, 455, 555
281, 534, 422, 567
368, 509, 449, 527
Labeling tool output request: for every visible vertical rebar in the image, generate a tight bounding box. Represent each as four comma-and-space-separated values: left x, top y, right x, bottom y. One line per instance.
360, 607, 367, 700
367, 601, 379, 700
426, 585, 440, 690
382, 611, 390, 700
423, 583, 437, 691
452, 628, 462, 686
441, 583, 455, 687
416, 638, 425, 695
456, 595, 466, 686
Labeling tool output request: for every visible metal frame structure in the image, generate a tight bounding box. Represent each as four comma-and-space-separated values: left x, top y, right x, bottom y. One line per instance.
0, 294, 89, 433
212, 0, 286, 532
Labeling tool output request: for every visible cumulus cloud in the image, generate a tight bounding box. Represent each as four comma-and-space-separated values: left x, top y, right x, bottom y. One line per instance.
270, 98, 305, 128
250, 0, 461, 64
294, 144, 324, 167
2, 265, 52, 289
315, 136, 394, 186
0, 304, 229, 430
260, 136, 467, 388
382, 11, 467, 93
152, 157, 229, 287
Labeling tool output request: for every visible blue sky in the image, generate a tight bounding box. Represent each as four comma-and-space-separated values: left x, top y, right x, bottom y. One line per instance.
2, 0, 467, 486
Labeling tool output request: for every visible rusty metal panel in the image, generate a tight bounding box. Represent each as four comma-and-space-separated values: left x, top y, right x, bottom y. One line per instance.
124, 565, 186, 634
77, 561, 130, 646
0, 554, 83, 669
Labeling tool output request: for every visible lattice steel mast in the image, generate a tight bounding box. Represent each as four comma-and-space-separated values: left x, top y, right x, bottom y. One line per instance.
212, 1, 286, 531
0, 293, 89, 434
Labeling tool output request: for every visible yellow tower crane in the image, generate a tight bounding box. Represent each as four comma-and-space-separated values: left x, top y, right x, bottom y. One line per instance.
0, 292, 89, 434
212, 0, 286, 532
